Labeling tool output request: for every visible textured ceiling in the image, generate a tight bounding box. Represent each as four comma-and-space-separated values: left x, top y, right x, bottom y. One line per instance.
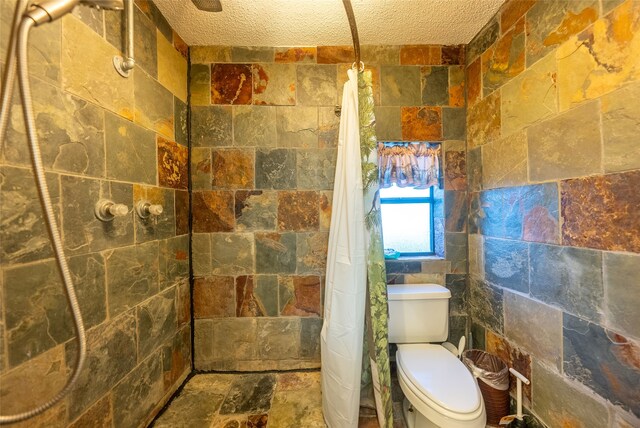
155, 0, 505, 47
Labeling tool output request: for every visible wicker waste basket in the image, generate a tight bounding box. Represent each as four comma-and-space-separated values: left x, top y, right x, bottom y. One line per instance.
462, 350, 510, 426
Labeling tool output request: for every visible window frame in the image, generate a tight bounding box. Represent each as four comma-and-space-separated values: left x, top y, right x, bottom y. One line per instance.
379, 185, 436, 257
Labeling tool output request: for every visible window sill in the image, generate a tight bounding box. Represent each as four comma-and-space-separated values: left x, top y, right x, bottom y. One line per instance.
387, 256, 445, 262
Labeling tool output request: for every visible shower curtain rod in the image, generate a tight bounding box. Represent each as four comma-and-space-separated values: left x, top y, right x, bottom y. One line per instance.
342, 0, 361, 66
334, 0, 360, 117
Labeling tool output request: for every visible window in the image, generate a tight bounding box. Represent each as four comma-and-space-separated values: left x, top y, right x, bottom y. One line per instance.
380, 184, 435, 257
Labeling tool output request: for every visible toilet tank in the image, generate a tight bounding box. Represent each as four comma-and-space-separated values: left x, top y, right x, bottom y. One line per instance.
387, 284, 451, 343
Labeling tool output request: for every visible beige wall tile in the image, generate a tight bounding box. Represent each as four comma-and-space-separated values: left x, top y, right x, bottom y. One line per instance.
190, 45, 231, 64
528, 101, 602, 181
157, 30, 188, 102
532, 361, 609, 428
601, 81, 640, 172
504, 292, 563, 369
501, 52, 558, 137
482, 130, 528, 189
62, 15, 134, 119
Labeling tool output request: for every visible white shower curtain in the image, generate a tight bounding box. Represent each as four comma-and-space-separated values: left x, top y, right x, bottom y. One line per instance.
320, 68, 367, 428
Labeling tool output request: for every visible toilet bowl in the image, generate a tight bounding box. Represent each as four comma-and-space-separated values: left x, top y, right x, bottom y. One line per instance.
396, 343, 486, 428
387, 284, 486, 428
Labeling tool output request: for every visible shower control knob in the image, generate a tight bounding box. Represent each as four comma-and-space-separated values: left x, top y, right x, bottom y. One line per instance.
135, 201, 163, 218
95, 199, 129, 221
148, 204, 163, 215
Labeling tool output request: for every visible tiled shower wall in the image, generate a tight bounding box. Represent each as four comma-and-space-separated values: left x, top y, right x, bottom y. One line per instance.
465, 0, 639, 426
190, 44, 469, 370
0, 1, 190, 426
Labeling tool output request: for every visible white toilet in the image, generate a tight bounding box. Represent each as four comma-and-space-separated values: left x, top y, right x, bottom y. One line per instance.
388, 284, 486, 428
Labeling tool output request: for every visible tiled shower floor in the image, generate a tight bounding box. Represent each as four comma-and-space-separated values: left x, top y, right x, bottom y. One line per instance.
153, 371, 405, 428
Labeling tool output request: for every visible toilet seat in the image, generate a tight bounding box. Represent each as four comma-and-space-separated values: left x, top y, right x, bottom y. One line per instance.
396, 344, 485, 425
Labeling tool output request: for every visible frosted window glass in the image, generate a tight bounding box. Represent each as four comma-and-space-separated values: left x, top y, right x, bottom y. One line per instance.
379, 186, 431, 199
380, 203, 432, 253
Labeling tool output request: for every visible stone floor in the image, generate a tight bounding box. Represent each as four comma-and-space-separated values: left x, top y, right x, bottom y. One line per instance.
153, 370, 406, 428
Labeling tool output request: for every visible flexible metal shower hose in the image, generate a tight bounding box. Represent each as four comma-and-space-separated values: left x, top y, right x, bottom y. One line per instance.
0, 16, 87, 425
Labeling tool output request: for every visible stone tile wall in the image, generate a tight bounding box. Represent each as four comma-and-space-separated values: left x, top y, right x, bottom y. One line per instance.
0, 1, 190, 426
190, 44, 469, 370
466, 0, 640, 426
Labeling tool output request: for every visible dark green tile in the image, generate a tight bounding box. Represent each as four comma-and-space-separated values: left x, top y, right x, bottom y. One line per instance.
233, 106, 277, 147
161, 325, 191, 391
133, 68, 174, 136
210, 233, 254, 275
231, 46, 274, 62
219, 374, 276, 414
257, 318, 300, 360
137, 288, 176, 359
0, 166, 59, 264
380, 65, 421, 106
191, 106, 233, 148
113, 354, 164, 427
276, 106, 318, 147
159, 235, 189, 289
604, 252, 640, 338
174, 97, 188, 147
61, 175, 133, 255
296, 149, 336, 190
105, 113, 156, 184
296, 232, 329, 274
300, 317, 322, 360
471, 322, 486, 350
443, 107, 466, 140
137, 0, 172, 41
446, 232, 467, 273
448, 315, 467, 345
484, 237, 529, 293
3, 253, 106, 366
133, 6, 158, 78
530, 243, 603, 323
255, 149, 296, 189
563, 313, 640, 416
374, 106, 402, 141
255, 232, 296, 274
72, 6, 104, 36
191, 233, 211, 277
446, 274, 467, 314
190, 63, 211, 106
421, 66, 449, 105
106, 241, 159, 317
66, 311, 137, 419
255, 276, 279, 317
296, 65, 337, 106
444, 190, 467, 232
4, 78, 105, 177
468, 277, 503, 333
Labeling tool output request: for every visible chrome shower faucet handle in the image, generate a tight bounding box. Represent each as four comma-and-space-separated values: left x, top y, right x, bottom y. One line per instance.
95, 199, 129, 221
135, 200, 164, 219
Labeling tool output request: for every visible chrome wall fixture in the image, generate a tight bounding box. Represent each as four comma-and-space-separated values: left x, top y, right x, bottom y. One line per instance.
113, 0, 135, 77
135, 200, 164, 218
94, 199, 129, 221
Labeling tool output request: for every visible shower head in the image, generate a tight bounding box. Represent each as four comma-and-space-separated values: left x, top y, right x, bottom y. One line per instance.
25, 0, 123, 25
80, 0, 124, 10
192, 0, 222, 12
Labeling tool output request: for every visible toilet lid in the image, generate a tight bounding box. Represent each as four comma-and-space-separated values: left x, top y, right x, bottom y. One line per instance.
397, 344, 481, 415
